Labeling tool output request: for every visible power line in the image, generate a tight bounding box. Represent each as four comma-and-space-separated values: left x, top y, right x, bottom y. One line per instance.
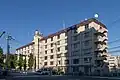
108, 16, 120, 28
108, 50, 120, 53
108, 45, 120, 50
108, 38, 120, 44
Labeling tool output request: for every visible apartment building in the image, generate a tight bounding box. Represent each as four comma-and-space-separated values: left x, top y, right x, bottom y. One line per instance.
16, 42, 34, 69
107, 55, 120, 75
16, 18, 108, 75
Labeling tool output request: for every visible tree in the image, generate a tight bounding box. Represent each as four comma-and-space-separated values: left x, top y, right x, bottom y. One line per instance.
18, 54, 23, 70
0, 47, 4, 68
28, 53, 34, 70
23, 56, 27, 71
10, 54, 18, 69
13, 54, 18, 69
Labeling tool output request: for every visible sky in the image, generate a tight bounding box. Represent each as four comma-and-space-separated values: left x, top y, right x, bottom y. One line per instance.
0, 0, 120, 55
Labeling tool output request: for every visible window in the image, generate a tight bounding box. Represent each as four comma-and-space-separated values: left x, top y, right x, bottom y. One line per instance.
84, 58, 88, 62
28, 50, 29, 53
84, 57, 91, 62
73, 35, 78, 41
28, 46, 29, 49
57, 54, 61, 58
73, 59, 79, 64
83, 48, 92, 54
65, 39, 67, 43
45, 45, 47, 49
65, 46, 68, 50
64, 52, 68, 57
57, 34, 60, 39
84, 52, 90, 55
44, 62, 47, 65
84, 40, 90, 46
45, 56, 47, 60
72, 50, 80, 56
31, 49, 34, 53
65, 32, 67, 36
118, 64, 120, 67
45, 51, 47, 54
57, 47, 60, 52
45, 39, 47, 43
84, 32, 89, 38
50, 55, 54, 59
57, 41, 60, 45
73, 43, 77, 48
51, 37, 53, 41
65, 60, 69, 64
58, 61, 61, 65
72, 66, 79, 72
51, 43, 53, 47
50, 61, 54, 65
85, 24, 89, 29
51, 49, 53, 53
74, 28, 77, 33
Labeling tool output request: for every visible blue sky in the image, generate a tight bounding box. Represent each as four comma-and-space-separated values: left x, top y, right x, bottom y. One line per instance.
0, 0, 120, 55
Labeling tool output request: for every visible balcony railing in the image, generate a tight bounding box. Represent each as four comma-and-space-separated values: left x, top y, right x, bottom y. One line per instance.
94, 36, 108, 44
94, 29, 108, 37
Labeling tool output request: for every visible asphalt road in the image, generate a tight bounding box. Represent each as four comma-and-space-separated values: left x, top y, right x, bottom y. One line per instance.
5, 75, 120, 80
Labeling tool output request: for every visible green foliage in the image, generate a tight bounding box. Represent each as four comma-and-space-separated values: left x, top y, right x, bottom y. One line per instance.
18, 54, 23, 70
28, 53, 34, 70
13, 54, 18, 69
57, 67, 64, 75
0, 47, 4, 68
5, 54, 18, 69
11, 54, 18, 69
0, 47, 3, 55
23, 56, 27, 71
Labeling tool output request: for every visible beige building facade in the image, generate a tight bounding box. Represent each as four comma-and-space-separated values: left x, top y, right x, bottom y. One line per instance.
107, 55, 120, 75
16, 18, 108, 75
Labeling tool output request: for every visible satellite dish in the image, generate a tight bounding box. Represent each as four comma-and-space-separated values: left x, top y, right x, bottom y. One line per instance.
94, 14, 99, 18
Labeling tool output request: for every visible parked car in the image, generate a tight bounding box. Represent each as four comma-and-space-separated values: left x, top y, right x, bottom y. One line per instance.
35, 68, 58, 75
35, 70, 50, 75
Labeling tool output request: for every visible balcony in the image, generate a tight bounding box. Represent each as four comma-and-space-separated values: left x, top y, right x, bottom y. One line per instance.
94, 30, 107, 37
94, 36, 108, 44
95, 45, 108, 52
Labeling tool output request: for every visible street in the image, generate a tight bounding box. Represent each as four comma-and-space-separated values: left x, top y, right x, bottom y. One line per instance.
5, 75, 120, 80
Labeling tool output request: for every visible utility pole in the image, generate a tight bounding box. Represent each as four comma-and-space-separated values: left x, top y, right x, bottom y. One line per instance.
0, 31, 5, 38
